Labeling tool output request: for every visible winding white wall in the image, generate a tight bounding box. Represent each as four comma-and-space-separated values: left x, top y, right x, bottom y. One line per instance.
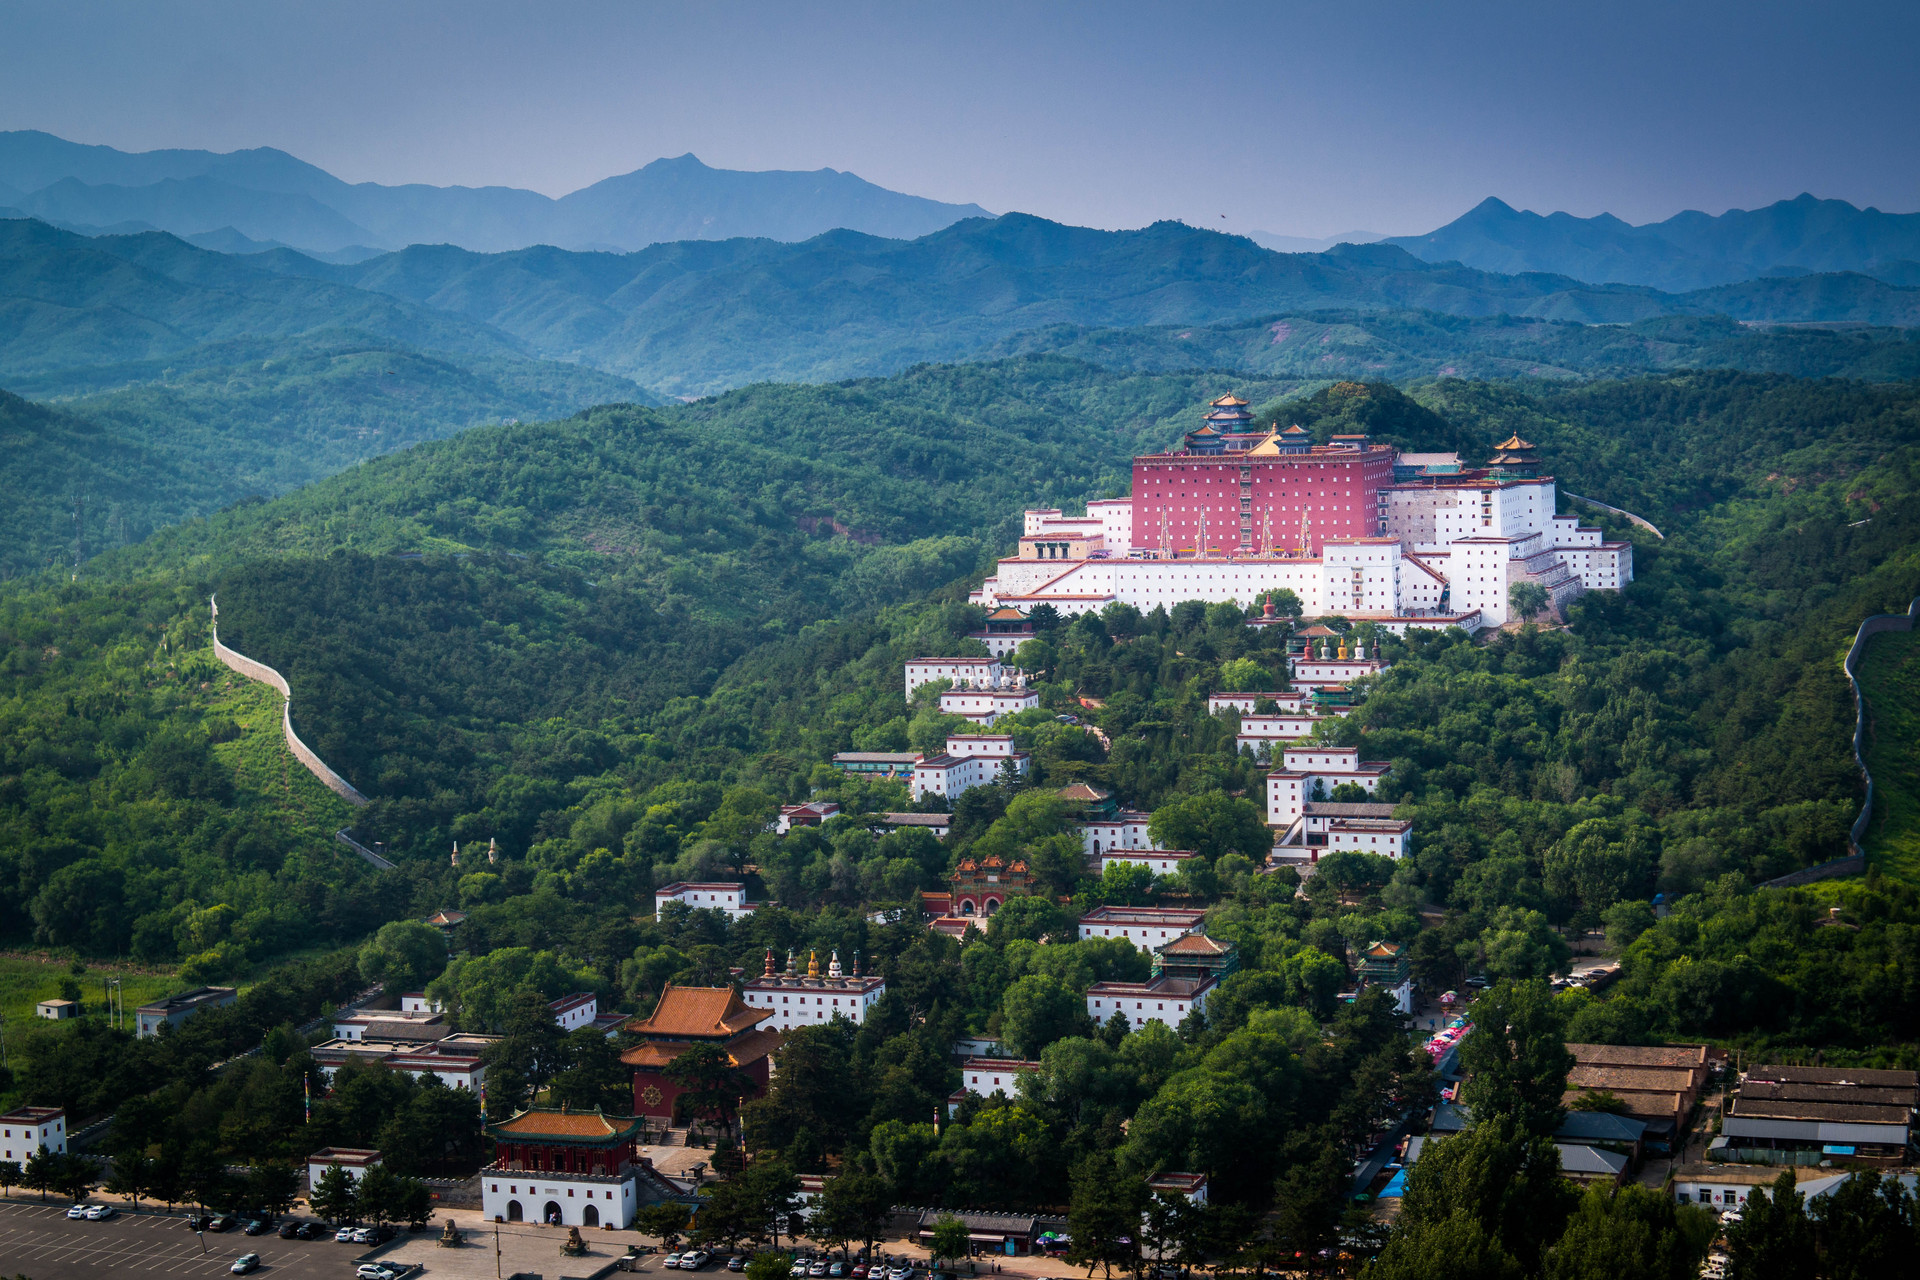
209, 596, 369, 808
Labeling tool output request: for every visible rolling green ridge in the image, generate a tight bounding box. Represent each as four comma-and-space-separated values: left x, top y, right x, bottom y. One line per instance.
0, 331, 651, 576
3, 363, 1917, 980
994, 311, 1920, 384
240, 215, 1920, 396
0, 217, 528, 378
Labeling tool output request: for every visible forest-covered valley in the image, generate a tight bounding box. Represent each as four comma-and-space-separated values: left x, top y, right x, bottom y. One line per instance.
1, 348, 1918, 1279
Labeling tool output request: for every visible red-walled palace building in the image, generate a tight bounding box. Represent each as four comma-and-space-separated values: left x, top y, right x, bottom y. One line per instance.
1131, 411, 1396, 556
618, 983, 780, 1125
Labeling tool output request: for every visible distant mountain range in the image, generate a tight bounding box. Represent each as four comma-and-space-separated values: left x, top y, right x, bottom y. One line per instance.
0, 129, 991, 255
7, 211, 1920, 400
1386, 194, 1920, 292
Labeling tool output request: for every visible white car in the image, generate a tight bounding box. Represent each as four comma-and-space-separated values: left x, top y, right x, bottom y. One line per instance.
358, 1266, 394, 1280
85, 1203, 116, 1219
683, 1251, 712, 1270
66, 1204, 88, 1219
337, 1226, 359, 1242
665, 1254, 684, 1270
352, 1226, 378, 1243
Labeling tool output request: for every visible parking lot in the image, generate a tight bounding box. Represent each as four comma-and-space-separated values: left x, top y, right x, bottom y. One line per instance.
0, 1200, 370, 1280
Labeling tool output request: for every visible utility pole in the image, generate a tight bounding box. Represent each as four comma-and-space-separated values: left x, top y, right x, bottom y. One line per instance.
496, 1222, 503, 1280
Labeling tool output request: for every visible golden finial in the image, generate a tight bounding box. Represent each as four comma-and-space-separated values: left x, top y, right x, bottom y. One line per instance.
807, 950, 820, 979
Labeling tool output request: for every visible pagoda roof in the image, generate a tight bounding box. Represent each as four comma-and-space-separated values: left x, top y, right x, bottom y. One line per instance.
1189, 424, 1219, 436
624, 983, 770, 1039
620, 1027, 781, 1072
983, 606, 1029, 621
1209, 394, 1249, 407
1159, 933, 1235, 957
1297, 624, 1341, 637
485, 1105, 645, 1145
1056, 782, 1114, 802
1493, 434, 1535, 451
1248, 431, 1282, 456
1281, 424, 1310, 435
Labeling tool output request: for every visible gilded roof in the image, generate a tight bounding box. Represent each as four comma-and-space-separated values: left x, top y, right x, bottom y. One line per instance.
1494, 434, 1535, 451
1209, 394, 1249, 407
624, 983, 770, 1039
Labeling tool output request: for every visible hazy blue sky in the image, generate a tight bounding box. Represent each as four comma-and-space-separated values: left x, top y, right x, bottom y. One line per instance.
2, 0, 1914, 237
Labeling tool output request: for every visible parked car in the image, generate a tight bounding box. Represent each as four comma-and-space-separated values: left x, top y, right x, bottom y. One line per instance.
210, 1215, 238, 1233
357, 1267, 394, 1280
830, 1264, 847, 1278
242, 1219, 266, 1236
337, 1226, 359, 1242
276, 1220, 301, 1239
85, 1204, 116, 1220
728, 1258, 747, 1272
297, 1221, 326, 1239
682, 1251, 712, 1270
231, 1254, 261, 1275
888, 1266, 914, 1280
66, 1205, 88, 1219
809, 1261, 830, 1278
852, 1265, 869, 1278
665, 1253, 684, 1269
352, 1226, 377, 1243
789, 1261, 809, 1278
187, 1215, 213, 1231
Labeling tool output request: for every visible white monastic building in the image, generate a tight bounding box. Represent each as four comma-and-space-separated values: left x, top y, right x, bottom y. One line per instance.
910, 734, 1031, 801
741, 949, 886, 1030
969, 429, 1630, 630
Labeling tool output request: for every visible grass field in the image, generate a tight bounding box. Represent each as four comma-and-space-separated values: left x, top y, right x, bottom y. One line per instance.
1856, 627, 1920, 883
202, 662, 358, 839
0, 952, 182, 1034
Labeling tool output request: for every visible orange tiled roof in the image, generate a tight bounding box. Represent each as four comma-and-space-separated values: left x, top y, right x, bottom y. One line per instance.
624, 983, 770, 1039
486, 1106, 644, 1142
621, 1027, 781, 1071
1160, 934, 1232, 955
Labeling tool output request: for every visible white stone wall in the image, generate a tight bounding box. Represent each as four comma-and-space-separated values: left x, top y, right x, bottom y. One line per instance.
483, 1173, 637, 1229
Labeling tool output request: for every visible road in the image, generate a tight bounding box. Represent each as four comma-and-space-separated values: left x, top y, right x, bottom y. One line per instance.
0, 1201, 366, 1280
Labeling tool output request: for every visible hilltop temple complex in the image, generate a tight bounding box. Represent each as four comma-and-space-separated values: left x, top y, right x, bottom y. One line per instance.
970, 396, 1632, 629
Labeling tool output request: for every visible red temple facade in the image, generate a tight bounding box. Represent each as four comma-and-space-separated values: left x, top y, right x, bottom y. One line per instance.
1130, 432, 1396, 556
618, 983, 780, 1124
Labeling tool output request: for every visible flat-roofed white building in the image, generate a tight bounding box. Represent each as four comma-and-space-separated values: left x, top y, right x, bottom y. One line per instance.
776, 801, 841, 833
310, 1033, 498, 1091
1086, 974, 1215, 1028
308, 1147, 381, 1189
549, 993, 598, 1032
953, 1057, 1040, 1105
332, 1010, 449, 1042
1076, 905, 1208, 952
939, 683, 1040, 725
1, 1106, 65, 1161
1208, 691, 1311, 716
1079, 808, 1155, 856
1266, 747, 1392, 826
910, 734, 1030, 802
1100, 849, 1202, 877
741, 949, 886, 1030
134, 986, 237, 1038
906, 657, 1003, 700
654, 882, 758, 918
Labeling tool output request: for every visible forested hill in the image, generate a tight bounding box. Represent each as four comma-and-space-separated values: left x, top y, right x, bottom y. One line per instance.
4, 360, 1919, 983
992, 311, 1920, 384
0, 332, 649, 577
